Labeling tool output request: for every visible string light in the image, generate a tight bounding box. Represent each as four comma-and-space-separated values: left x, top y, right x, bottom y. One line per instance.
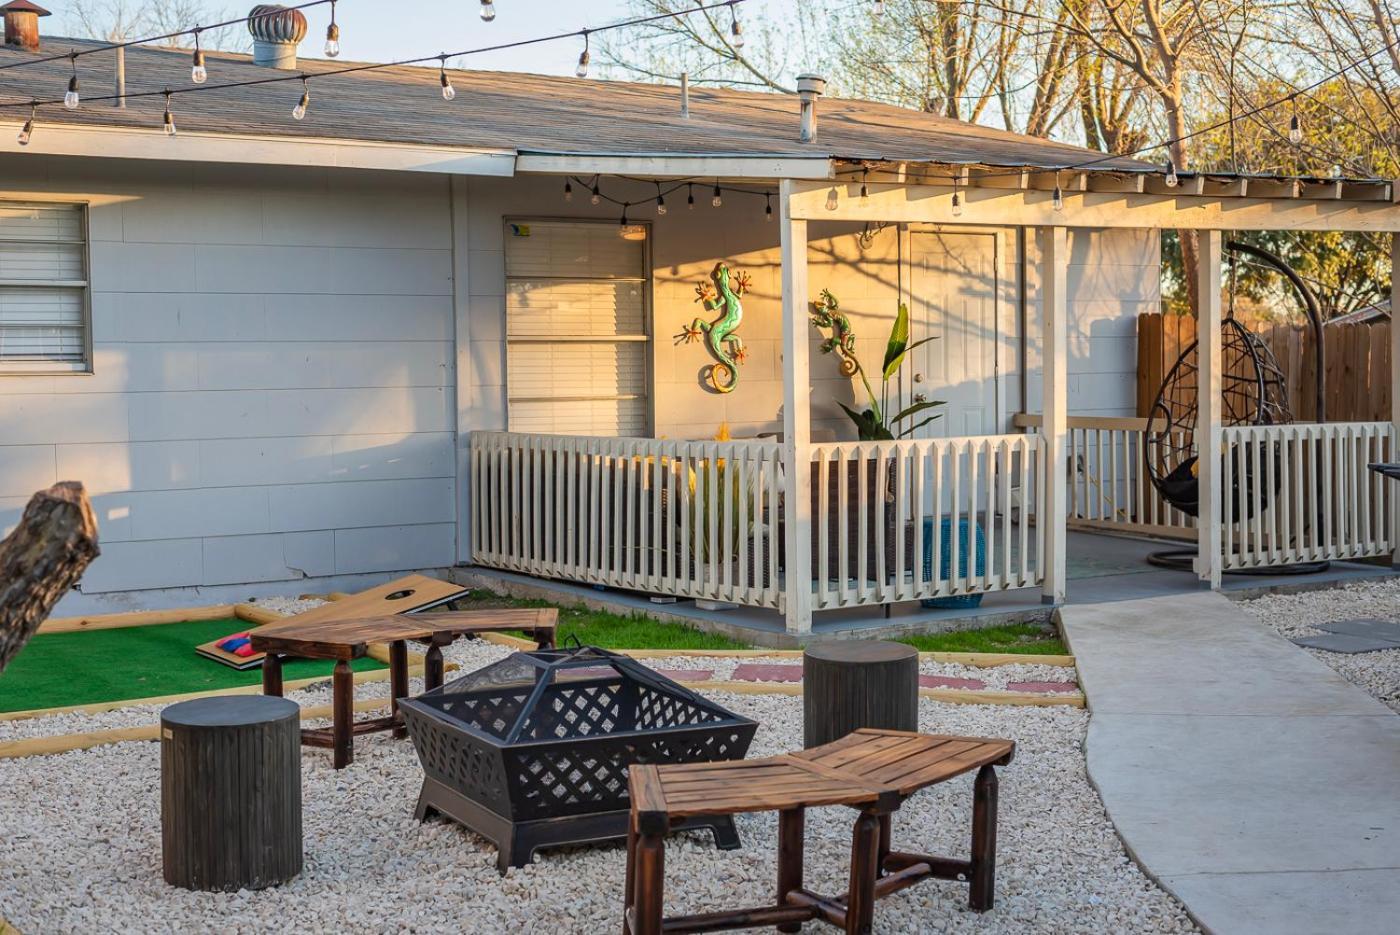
655, 182, 667, 215
859, 168, 869, 201
687, 183, 695, 209
480, 0, 496, 22
1052, 172, 1064, 211
825, 186, 839, 211
873, 0, 885, 15
439, 57, 456, 101
191, 30, 207, 84
1288, 98, 1303, 145
711, 182, 723, 207
292, 78, 310, 120
765, 192, 772, 221
951, 176, 963, 216
162, 90, 176, 136
324, 0, 340, 58
619, 202, 629, 225
16, 102, 34, 145
563, 179, 573, 202
576, 30, 590, 78
591, 179, 602, 205
63, 54, 79, 110
730, 5, 744, 49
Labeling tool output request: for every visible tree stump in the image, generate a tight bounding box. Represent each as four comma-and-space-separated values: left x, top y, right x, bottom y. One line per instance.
802, 641, 918, 749
161, 696, 303, 891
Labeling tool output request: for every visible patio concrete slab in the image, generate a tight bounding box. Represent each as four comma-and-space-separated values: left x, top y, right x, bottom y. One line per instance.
1061, 591, 1400, 934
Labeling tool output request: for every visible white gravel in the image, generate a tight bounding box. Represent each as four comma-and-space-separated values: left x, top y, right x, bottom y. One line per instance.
0, 683, 1192, 933
1240, 578, 1400, 712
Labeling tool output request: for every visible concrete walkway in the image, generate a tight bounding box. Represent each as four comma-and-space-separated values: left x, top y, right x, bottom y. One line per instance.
1060, 591, 1400, 935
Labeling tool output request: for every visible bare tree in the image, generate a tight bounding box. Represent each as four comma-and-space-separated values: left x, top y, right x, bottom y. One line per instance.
67, 0, 244, 48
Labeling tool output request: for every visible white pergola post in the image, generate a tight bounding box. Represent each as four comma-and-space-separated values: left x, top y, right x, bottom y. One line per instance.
779, 180, 813, 634
1038, 226, 1068, 604
1195, 229, 1225, 588
1391, 234, 1400, 567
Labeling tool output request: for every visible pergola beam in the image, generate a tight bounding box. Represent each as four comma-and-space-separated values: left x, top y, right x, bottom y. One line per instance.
787, 181, 1400, 231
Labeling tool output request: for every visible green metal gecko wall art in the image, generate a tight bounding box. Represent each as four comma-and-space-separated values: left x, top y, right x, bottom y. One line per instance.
678, 262, 750, 393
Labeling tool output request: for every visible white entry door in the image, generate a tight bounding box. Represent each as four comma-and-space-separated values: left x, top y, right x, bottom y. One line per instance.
907, 230, 999, 439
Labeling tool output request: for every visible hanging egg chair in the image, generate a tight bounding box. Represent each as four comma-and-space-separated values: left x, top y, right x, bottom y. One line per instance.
1141, 240, 1327, 574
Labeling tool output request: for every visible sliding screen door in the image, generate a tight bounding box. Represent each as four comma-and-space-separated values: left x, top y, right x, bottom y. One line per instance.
504, 220, 650, 436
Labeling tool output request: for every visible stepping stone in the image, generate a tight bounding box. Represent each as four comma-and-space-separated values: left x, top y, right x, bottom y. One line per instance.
1005, 680, 1079, 694
918, 674, 986, 691
1317, 618, 1400, 644
1292, 634, 1400, 654
730, 663, 803, 683
650, 668, 713, 682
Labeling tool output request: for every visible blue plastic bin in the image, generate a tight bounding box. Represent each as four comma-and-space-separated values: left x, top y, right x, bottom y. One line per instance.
921, 516, 986, 609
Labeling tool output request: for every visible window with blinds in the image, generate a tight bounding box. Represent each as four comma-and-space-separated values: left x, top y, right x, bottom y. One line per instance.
0, 202, 90, 373
504, 220, 650, 436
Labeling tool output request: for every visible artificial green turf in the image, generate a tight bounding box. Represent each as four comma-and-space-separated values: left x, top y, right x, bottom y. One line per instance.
445, 590, 752, 651
0, 618, 384, 714
897, 623, 1068, 656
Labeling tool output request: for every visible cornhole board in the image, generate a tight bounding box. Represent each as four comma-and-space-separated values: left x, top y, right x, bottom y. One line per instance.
195, 575, 469, 669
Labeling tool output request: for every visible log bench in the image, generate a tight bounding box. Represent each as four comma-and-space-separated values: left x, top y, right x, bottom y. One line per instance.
624, 728, 1015, 935
250, 609, 556, 768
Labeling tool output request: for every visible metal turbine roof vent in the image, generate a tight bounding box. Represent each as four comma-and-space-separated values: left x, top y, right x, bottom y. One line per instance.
247, 3, 306, 69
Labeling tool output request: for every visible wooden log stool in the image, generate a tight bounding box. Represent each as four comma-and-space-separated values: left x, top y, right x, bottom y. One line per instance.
161, 695, 303, 891
252, 608, 557, 769
623, 728, 1014, 935
803, 640, 918, 748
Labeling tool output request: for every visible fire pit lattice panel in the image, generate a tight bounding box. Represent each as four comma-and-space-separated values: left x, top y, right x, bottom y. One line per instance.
400, 646, 755, 872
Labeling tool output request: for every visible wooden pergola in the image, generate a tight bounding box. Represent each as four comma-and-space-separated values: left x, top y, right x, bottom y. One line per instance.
774, 168, 1400, 633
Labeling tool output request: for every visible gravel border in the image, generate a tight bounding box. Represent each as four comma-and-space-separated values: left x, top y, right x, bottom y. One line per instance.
0, 692, 1193, 934
1240, 578, 1400, 712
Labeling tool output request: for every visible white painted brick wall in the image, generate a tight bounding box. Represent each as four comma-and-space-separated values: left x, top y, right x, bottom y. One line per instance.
0, 158, 457, 596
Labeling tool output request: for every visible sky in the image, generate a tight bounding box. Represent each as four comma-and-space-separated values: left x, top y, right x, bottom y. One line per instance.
40, 0, 644, 75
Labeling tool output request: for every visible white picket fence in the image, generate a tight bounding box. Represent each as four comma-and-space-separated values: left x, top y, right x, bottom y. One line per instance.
1221, 422, 1394, 569
1016, 414, 1196, 539
808, 434, 1046, 610
471, 432, 785, 609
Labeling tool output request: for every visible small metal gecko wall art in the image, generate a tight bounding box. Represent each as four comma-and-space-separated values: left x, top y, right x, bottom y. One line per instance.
678, 262, 750, 393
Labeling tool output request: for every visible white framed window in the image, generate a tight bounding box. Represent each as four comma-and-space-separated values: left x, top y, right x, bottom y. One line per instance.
504, 218, 651, 436
0, 201, 91, 374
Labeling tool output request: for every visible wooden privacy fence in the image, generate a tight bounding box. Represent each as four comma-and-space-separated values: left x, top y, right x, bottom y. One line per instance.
471, 432, 785, 610
1136, 313, 1392, 423
1221, 422, 1394, 569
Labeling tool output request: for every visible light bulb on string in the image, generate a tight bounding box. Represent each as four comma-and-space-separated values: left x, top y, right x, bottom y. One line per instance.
325, 1, 340, 57
563, 179, 573, 202
619, 203, 629, 226
825, 186, 839, 211
1164, 159, 1179, 187
16, 102, 35, 146
293, 78, 310, 120
163, 91, 177, 136
687, 183, 695, 209
590, 180, 602, 205
859, 169, 869, 202
1052, 172, 1064, 211
951, 177, 963, 217
439, 57, 456, 101
576, 30, 590, 78
711, 182, 723, 207
730, 5, 744, 49
480, 0, 496, 22
1289, 112, 1302, 145
765, 193, 773, 221
873, 0, 885, 15
656, 183, 667, 216
191, 35, 207, 84
63, 55, 79, 110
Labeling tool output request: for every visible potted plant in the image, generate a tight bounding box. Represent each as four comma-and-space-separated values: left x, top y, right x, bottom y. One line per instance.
807, 291, 944, 582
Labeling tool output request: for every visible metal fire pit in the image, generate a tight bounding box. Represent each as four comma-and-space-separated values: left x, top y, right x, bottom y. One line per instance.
399, 645, 756, 872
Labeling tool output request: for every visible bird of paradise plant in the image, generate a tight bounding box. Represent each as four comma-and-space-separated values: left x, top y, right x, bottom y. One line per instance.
809, 289, 944, 440
686, 422, 752, 566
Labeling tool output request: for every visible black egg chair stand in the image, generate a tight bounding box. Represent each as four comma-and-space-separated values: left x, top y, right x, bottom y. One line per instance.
1141, 241, 1329, 575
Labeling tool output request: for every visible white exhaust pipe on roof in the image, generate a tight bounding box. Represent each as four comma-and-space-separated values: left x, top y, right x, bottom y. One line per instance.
796, 74, 826, 143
